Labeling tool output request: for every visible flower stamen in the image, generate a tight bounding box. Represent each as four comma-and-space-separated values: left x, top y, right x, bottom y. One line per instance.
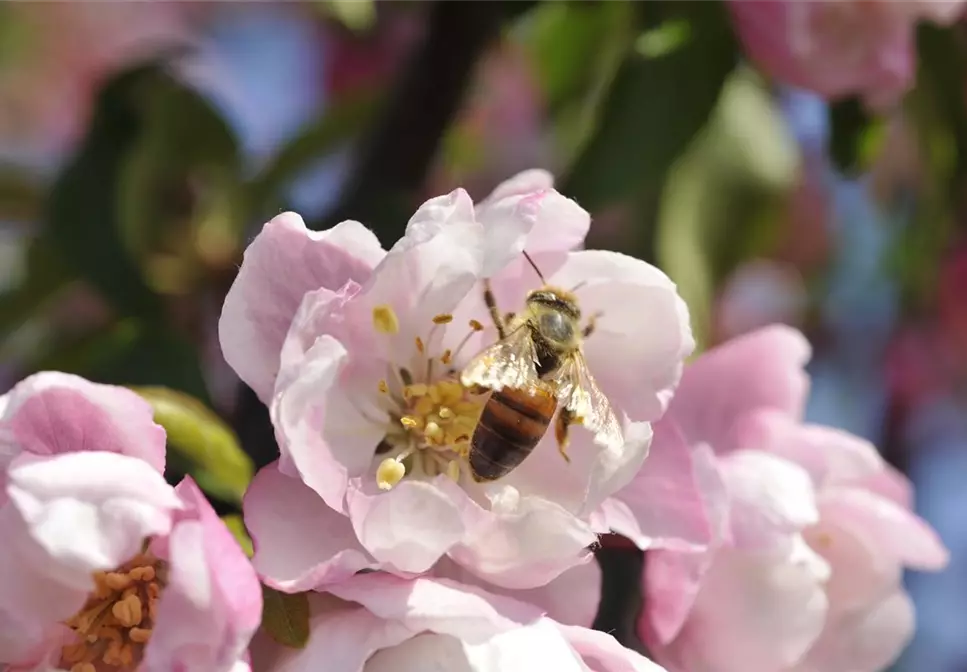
372, 305, 400, 334
60, 553, 166, 672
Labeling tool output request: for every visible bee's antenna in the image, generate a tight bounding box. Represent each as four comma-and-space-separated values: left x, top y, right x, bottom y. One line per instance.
570, 280, 588, 292
521, 250, 546, 284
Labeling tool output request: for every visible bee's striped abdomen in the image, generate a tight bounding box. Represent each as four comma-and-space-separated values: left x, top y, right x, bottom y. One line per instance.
469, 386, 557, 482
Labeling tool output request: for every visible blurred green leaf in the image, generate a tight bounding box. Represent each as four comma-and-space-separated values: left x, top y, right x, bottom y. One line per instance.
0, 234, 73, 343
317, 0, 377, 32
118, 70, 243, 295
44, 61, 166, 318
0, 166, 44, 222
828, 97, 885, 175
563, 1, 738, 210
262, 586, 310, 649
221, 515, 254, 557
657, 69, 799, 351
248, 91, 381, 219
132, 386, 253, 505
522, 2, 630, 112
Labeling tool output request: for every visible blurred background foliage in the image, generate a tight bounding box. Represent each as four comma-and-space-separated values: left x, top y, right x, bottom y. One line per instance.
1, 2, 967, 669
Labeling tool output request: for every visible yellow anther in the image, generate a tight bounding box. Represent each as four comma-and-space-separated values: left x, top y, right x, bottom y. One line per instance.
446, 460, 461, 482
428, 385, 442, 404
440, 381, 464, 403
112, 594, 143, 627
129, 566, 155, 582
104, 572, 132, 591
414, 396, 435, 417
424, 422, 444, 443
456, 400, 480, 415
440, 349, 452, 364
415, 336, 425, 354
400, 415, 422, 430
71, 664, 96, 672
469, 319, 484, 331
403, 383, 428, 399
372, 305, 400, 334
378, 379, 389, 394
438, 406, 454, 420
377, 458, 406, 491
433, 313, 454, 324
130, 627, 152, 643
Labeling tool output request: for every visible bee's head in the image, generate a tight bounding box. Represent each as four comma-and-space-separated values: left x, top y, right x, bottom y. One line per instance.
526, 287, 581, 348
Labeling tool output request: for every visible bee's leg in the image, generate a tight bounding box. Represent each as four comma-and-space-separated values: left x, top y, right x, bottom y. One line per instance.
483, 279, 506, 339
582, 311, 604, 339
554, 409, 575, 464
503, 311, 515, 325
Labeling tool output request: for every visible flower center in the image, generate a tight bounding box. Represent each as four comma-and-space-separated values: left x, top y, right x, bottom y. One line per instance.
60, 552, 166, 672
370, 305, 485, 490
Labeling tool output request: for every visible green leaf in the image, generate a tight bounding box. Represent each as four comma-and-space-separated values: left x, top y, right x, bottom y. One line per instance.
562, 1, 738, 211
656, 69, 799, 351
828, 97, 885, 175
131, 386, 253, 505
317, 0, 377, 32
221, 515, 254, 558
0, 234, 73, 344
261, 586, 310, 649
247, 91, 381, 219
117, 69, 243, 296
44, 61, 167, 318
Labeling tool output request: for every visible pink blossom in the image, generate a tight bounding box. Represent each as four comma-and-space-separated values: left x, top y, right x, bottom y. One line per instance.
728, 1, 966, 108
225, 171, 696, 590
638, 326, 949, 672
250, 572, 664, 672
0, 372, 261, 671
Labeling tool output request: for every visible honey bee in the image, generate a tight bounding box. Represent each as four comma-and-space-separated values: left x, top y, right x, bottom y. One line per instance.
460, 252, 622, 482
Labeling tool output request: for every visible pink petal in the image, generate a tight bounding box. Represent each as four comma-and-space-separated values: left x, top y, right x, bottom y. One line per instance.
720, 450, 818, 552
447, 487, 598, 590
328, 573, 545, 643
642, 549, 715, 647
1, 371, 166, 473
655, 540, 829, 672
597, 420, 712, 551
346, 478, 466, 575
434, 550, 601, 627
737, 410, 883, 489
670, 325, 810, 454
145, 478, 261, 672
248, 592, 412, 672
819, 487, 949, 571
547, 250, 694, 422
793, 589, 914, 672
480, 169, 555, 203
219, 213, 383, 402
559, 625, 668, 672
5, 452, 180, 590
479, 187, 590, 262
271, 334, 380, 511
857, 462, 913, 509
243, 462, 376, 591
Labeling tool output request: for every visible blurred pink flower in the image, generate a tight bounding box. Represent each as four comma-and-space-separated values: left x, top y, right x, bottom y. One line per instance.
638, 326, 949, 672
250, 572, 665, 672
223, 170, 698, 590
0, 372, 260, 671
0, 3, 202, 159
728, 1, 966, 108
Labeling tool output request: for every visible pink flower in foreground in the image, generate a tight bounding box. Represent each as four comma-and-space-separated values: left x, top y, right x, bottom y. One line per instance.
223, 170, 698, 590
0, 372, 261, 671
251, 571, 664, 672
728, 0, 966, 108
638, 326, 950, 672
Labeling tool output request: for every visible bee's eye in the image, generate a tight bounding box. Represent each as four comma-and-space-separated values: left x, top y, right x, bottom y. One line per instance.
539, 311, 573, 343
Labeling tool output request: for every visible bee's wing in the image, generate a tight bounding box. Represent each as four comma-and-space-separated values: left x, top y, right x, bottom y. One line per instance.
460, 325, 540, 392
550, 350, 623, 451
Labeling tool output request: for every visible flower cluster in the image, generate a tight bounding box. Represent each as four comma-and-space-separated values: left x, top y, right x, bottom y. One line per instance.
0, 170, 948, 671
